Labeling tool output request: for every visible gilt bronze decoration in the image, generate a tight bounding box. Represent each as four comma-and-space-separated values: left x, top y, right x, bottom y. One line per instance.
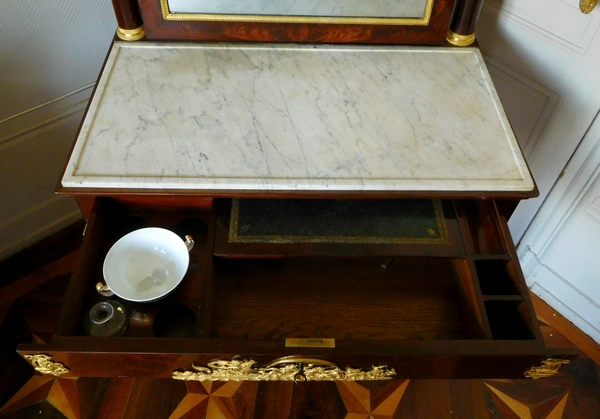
580, 0, 598, 13
116, 25, 146, 41
524, 358, 570, 379
173, 357, 396, 382
24, 354, 70, 377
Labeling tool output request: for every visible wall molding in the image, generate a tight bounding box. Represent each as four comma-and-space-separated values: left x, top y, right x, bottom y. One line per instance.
0, 199, 81, 261
585, 197, 600, 224
482, 53, 561, 158
0, 86, 91, 260
518, 110, 600, 259
483, 0, 599, 55
0, 84, 93, 149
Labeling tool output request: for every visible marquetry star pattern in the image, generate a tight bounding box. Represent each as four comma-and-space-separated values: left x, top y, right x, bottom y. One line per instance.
336, 380, 410, 419
484, 381, 570, 419
169, 381, 242, 419
0, 333, 79, 419
0, 375, 80, 419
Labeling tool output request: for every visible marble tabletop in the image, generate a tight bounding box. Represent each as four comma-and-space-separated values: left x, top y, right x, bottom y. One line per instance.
62, 42, 534, 193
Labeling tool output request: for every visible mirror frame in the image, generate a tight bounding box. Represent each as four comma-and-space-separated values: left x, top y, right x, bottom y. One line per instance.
160, 0, 435, 25
137, 0, 457, 44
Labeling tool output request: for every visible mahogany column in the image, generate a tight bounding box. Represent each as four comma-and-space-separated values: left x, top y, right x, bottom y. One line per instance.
112, 0, 146, 41
446, 0, 483, 46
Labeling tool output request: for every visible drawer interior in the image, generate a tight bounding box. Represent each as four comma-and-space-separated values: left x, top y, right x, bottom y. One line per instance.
55, 197, 540, 345
211, 257, 465, 340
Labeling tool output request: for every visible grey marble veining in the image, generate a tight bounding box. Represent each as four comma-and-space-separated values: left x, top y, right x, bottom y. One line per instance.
168, 0, 428, 18
62, 43, 534, 192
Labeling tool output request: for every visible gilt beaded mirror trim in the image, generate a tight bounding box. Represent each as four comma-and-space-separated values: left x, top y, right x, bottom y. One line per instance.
160, 0, 435, 25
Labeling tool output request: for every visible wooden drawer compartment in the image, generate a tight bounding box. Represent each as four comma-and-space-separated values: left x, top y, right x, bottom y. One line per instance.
17, 197, 576, 380
211, 257, 468, 341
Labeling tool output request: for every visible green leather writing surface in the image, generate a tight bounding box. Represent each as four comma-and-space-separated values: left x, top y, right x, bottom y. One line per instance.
229, 199, 449, 244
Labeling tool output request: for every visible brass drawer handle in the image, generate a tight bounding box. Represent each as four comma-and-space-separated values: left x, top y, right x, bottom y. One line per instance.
266, 356, 338, 369
266, 356, 340, 383
96, 282, 115, 297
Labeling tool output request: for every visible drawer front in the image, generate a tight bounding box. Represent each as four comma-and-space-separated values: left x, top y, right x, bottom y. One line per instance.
17, 197, 576, 379
18, 339, 575, 380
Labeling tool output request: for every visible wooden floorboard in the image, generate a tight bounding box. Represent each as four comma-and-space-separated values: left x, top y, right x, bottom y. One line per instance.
1, 232, 599, 419
0, 220, 84, 274
531, 293, 600, 365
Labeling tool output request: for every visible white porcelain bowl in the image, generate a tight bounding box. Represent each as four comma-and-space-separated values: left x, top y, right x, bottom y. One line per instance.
102, 228, 191, 302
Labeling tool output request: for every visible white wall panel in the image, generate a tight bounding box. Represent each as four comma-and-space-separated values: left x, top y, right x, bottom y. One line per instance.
486, 0, 599, 54
0, 0, 116, 120
483, 55, 560, 155
0, 95, 86, 259
0, 0, 116, 260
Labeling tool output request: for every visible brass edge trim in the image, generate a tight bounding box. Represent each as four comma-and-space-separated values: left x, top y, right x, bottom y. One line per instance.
24, 354, 70, 377
116, 25, 146, 41
446, 29, 476, 47
173, 357, 396, 381
160, 0, 433, 26
580, 0, 598, 13
524, 358, 570, 379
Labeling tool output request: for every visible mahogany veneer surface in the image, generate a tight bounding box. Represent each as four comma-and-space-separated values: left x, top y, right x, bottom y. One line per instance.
211, 257, 465, 340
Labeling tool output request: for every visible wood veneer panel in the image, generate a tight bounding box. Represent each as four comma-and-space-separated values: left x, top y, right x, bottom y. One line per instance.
253, 382, 292, 419
451, 258, 487, 339
120, 379, 186, 419
461, 200, 506, 256
449, 0, 483, 35
54, 199, 111, 337
54, 198, 213, 338
395, 380, 452, 418
453, 200, 493, 339
75, 195, 212, 219
139, 0, 454, 44
59, 187, 540, 201
112, 0, 143, 30
211, 257, 468, 341
17, 337, 577, 379
494, 203, 544, 342
94, 378, 135, 419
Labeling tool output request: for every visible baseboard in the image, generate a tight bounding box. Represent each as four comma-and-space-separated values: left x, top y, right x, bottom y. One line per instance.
528, 268, 600, 345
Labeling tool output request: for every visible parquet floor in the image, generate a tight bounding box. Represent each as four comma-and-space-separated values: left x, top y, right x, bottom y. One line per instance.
1, 245, 599, 419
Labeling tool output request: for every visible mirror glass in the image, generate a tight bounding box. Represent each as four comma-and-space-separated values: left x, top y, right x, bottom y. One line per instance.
168, 0, 431, 19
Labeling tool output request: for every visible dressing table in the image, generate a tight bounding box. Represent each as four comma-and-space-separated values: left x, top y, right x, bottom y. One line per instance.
18, 0, 576, 381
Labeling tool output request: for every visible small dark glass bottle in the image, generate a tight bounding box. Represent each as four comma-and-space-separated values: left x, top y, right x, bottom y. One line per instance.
83, 300, 128, 337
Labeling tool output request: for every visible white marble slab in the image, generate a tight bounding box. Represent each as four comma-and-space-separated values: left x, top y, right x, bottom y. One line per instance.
62, 43, 535, 193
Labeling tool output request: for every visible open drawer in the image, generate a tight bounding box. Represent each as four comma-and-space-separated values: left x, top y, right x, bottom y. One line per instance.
17, 197, 576, 380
